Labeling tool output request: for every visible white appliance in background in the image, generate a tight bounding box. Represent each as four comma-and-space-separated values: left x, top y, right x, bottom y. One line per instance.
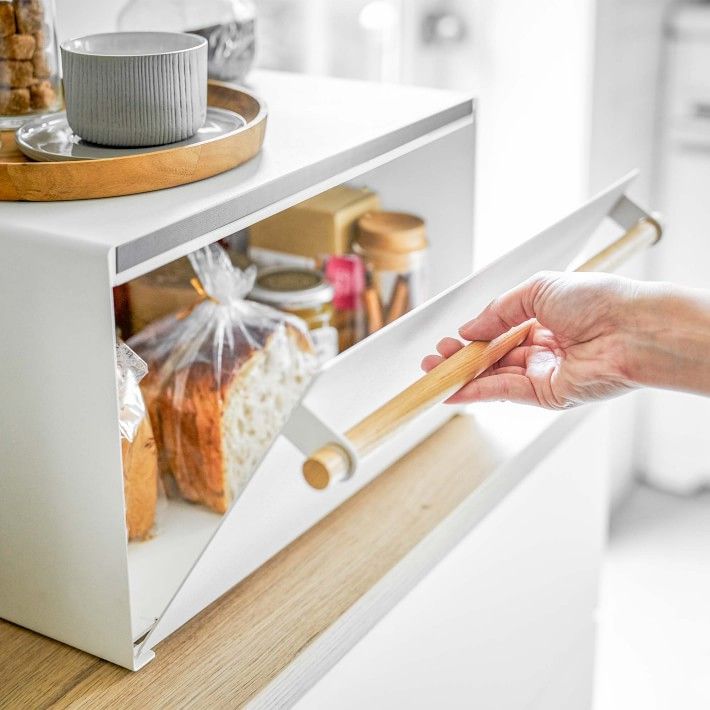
640, 4, 710, 493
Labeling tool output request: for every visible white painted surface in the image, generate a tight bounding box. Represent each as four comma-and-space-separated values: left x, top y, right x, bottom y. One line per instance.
0, 229, 134, 668
295, 410, 609, 710
594, 485, 710, 710
0, 70, 472, 282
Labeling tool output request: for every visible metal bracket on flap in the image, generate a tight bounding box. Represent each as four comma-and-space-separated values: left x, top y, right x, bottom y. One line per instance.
610, 193, 663, 239
282, 403, 360, 481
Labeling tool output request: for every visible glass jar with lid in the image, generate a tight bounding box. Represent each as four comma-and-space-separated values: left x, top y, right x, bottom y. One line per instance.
353, 211, 429, 330
248, 266, 338, 365
118, 0, 255, 82
0, 0, 62, 129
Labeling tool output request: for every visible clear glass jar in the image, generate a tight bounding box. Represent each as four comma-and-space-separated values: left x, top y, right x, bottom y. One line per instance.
118, 0, 256, 82
353, 211, 429, 331
0, 0, 62, 129
324, 254, 367, 352
248, 266, 338, 365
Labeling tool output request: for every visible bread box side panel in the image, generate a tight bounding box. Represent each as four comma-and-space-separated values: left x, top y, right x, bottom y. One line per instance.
0, 229, 135, 668
137, 173, 634, 656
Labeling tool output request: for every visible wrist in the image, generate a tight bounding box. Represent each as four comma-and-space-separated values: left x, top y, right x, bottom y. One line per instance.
621, 282, 710, 394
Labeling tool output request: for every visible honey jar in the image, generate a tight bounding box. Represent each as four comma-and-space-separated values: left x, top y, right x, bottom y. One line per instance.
248, 266, 338, 364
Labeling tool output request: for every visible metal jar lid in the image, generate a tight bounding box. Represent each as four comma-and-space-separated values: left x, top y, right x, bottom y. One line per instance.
249, 266, 334, 309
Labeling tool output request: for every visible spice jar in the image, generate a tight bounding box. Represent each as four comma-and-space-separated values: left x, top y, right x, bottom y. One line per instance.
249, 266, 338, 364
353, 212, 429, 331
0, 0, 62, 128
324, 254, 366, 352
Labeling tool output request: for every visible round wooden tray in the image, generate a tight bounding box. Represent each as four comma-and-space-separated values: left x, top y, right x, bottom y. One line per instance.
0, 81, 267, 201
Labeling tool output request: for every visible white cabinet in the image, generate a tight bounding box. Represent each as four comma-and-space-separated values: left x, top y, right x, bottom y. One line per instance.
296, 409, 609, 710
638, 7, 710, 493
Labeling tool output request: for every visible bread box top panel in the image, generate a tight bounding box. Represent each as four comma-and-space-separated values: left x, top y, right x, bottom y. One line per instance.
0, 70, 474, 283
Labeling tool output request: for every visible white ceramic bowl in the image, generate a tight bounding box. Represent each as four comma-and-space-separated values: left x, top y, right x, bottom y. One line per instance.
61, 32, 208, 147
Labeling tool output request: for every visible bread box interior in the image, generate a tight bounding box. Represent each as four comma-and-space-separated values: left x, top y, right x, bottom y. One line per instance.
117, 125, 476, 651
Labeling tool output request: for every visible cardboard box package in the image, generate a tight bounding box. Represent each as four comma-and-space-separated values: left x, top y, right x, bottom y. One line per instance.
250, 185, 380, 260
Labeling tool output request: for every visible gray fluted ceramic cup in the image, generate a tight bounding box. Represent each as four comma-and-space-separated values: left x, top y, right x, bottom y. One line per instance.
61, 32, 207, 147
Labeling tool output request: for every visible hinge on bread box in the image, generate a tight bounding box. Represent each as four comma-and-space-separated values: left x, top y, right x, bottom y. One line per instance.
282, 403, 360, 484
609, 193, 663, 235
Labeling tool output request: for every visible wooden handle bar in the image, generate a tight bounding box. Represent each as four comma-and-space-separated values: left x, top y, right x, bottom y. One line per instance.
303, 218, 661, 489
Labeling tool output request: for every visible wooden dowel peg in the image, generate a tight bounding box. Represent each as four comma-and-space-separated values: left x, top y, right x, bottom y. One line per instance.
576, 217, 661, 273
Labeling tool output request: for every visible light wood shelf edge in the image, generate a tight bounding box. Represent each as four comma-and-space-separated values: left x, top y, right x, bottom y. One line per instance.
0, 407, 589, 709
252, 407, 590, 708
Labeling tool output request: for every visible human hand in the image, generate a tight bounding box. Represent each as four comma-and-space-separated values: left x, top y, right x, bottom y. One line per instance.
421, 271, 645, 409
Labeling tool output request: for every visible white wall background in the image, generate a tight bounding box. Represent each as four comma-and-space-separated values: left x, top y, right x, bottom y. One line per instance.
590, 0, 672, 507
54, 0, 120, 41
402, 0, 598, 268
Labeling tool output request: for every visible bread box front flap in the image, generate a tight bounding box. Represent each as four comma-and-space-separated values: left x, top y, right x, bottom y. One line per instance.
138, 172, 637, 655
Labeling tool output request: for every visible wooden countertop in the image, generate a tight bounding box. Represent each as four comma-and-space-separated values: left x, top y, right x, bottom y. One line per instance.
0, 407, 582, 709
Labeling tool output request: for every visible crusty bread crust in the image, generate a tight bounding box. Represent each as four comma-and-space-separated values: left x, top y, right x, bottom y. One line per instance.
122, 415, 159, 541
141, 322, 314, 514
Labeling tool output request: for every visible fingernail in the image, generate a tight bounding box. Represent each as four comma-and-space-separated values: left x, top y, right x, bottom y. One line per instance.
458, 319, 476, 335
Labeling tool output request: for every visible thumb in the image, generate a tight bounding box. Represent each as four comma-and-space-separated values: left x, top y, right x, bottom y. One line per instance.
458, 271, 559, 341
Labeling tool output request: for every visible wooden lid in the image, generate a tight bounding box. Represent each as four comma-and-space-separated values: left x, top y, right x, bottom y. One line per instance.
356, 211, 427, 253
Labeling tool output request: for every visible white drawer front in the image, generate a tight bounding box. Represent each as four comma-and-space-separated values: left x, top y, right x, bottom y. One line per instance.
294, 411, 608, 710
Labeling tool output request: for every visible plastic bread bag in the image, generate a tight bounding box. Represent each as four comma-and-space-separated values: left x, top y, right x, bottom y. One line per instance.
116, 340, 160, 542
129, 244, 318, 514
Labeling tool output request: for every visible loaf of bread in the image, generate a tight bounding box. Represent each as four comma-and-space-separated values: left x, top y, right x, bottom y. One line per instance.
117, 341, 158, 541
129, 245, 317, 514
138, 318, 315, 513
122, 415, 158, 541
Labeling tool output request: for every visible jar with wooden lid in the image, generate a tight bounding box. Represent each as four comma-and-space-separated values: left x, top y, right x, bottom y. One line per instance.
353, 211, 428, 330
0, 0, 62, 128
248, 266, 338, 365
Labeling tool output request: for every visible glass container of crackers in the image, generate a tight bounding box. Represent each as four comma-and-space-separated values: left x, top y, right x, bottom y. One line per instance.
0, 0, 61, 128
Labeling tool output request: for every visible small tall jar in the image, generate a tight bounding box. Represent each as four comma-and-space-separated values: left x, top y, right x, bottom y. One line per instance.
324, 254, 366, 351
0, 0, 62, 128
353, 212, 429, 330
